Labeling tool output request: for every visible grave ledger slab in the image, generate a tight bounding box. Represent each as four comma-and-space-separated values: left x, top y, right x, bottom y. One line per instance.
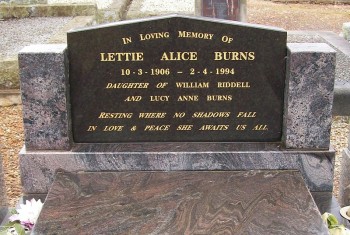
18, 15, 336, 195
32, 171, 329, 235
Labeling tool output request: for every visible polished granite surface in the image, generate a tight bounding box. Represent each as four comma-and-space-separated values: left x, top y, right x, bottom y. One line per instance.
20, 143, 335, 194
33, 170, 328, 235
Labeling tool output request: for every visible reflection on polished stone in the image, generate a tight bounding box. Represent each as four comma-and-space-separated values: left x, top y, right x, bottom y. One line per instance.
33, 170, 328, 234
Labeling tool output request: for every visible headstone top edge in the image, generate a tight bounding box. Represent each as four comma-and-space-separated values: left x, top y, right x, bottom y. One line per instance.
68, 14, 287, 35
19, 44, 67, 54
287, 43, 336, 53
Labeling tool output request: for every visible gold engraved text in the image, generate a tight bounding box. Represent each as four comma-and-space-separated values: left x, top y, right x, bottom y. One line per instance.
160, 52, 198, 61
150, 96, 169, 102
173, 112, 186, 118
217, 82, 250, 88
178, 31, 214, 40
99, 112, 133, 118
139, 32, 170, 41
87, 126, 97, 131
199, 125, 229, 131
207, 95, 232, 101
139, 112, 166, 118
253, 125, 268, 131
214, 52, 255, 61
176, 82, 209, 88
106, 83, 149, 89
237, 112, 256, 118
236, 125, 247, 131
192, 112, 230, 118
100, 52, 144, 61
124, 96, 142, 102
177, 125, 193, 131
177, 95, 199, 101
103, 126, 124, 131
144, 125, 170, 131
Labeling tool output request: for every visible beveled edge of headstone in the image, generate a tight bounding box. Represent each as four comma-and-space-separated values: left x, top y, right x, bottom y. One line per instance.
68, 14, 286, 34
287, 43, 336, 53
19, 44, 67, 54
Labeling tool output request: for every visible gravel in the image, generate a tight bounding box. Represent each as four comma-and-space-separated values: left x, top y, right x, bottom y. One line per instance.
0, 105, 23, 207
331, 117, 350, 199
0, 17, 72, 58
248, 0, 350, 34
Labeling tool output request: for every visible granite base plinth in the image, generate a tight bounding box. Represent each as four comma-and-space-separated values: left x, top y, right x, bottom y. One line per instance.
19, 143, 335, 194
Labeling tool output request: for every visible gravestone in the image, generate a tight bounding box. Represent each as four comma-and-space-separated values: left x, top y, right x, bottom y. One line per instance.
68, 16, 285, 143
19, 15, 335, 193
17, 15, 336, 233
195, 0, 247, 22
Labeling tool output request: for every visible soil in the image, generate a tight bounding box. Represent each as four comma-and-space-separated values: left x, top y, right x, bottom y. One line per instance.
0, 17, 72, 58
248, 0, 350, 33
0, 0, 350, 207
0, 105, 23, 207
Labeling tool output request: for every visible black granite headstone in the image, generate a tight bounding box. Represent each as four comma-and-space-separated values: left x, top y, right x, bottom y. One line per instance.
68, 15, 287, 143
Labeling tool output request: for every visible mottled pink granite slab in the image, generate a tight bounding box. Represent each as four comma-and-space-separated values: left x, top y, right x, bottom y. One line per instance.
33, 170, 328, 235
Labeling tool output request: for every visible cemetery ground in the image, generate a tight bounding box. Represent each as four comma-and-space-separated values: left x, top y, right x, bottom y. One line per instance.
0, 0, 350, 208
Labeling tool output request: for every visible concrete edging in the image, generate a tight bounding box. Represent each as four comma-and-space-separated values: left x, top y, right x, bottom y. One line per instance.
0, 57, 19, 90
0, 3, 96, 19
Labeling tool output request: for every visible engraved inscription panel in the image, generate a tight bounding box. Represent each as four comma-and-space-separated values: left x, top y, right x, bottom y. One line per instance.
68, 15, 287, 142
